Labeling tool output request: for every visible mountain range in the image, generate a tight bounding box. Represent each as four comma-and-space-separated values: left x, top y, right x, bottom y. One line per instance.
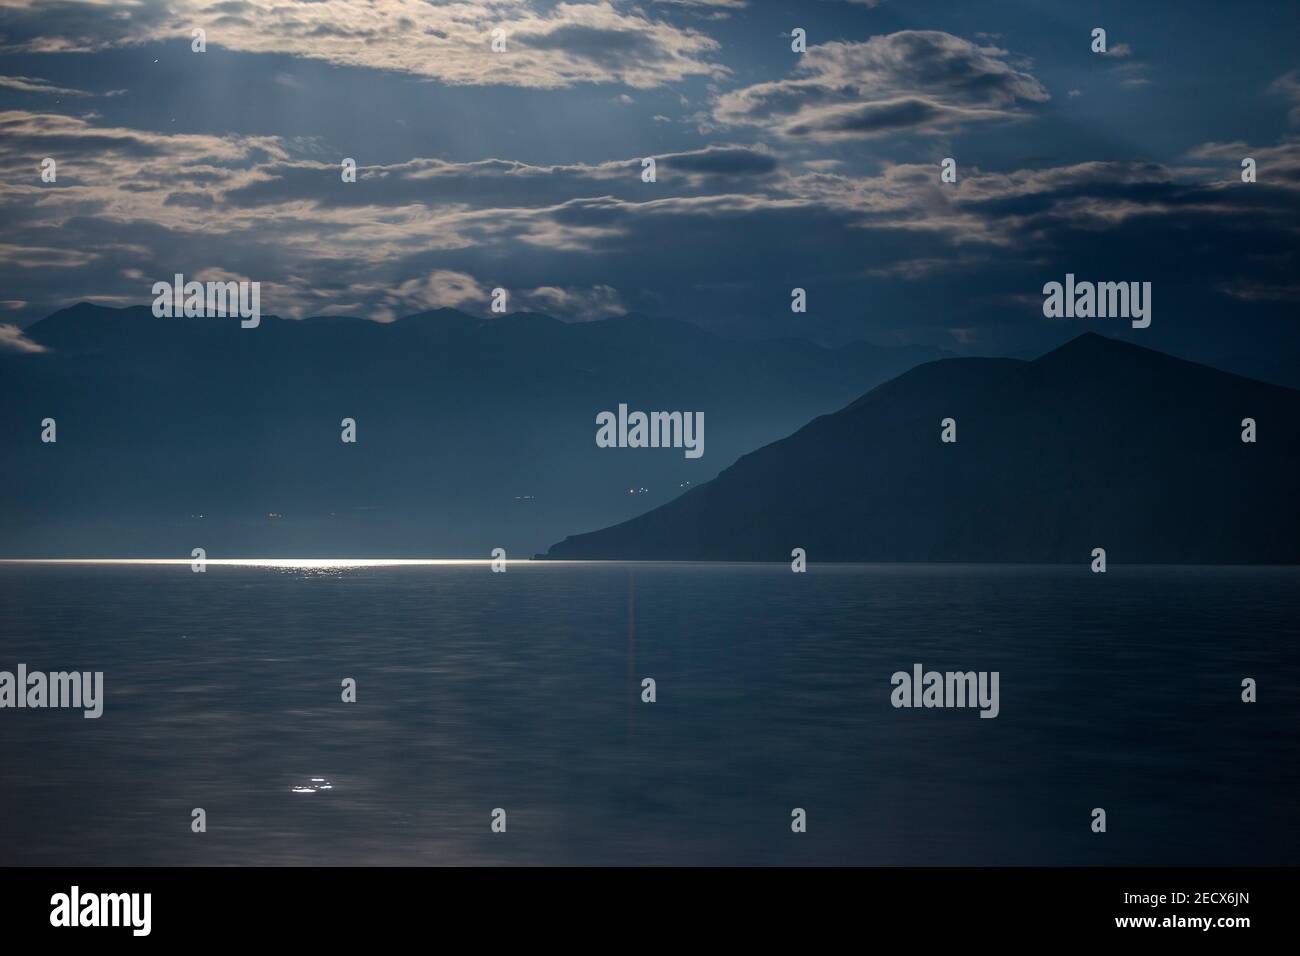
542, 333, 1300, 563
0, 303, 943, 557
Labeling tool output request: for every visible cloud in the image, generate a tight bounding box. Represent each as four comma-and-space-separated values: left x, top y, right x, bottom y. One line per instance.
1219, 280, 1300, 303
658, 144, 778, 177
0, 109, 286, 166
1271, 69, 1300, 125
1100, 43, 1151, 87
1186, 138, 1300, 187
0, 241, 98, 269
0, 75, 94, 96
2, 106, 1297, 365
0, 323, 48, 353
658, 0, 747, 6
346, 270, 486, 322
0, 0, 725, 90
780, 97, 1011, 140
521, 284, 626, 321
220, 144, 778, 211
713, 31, 1048, 139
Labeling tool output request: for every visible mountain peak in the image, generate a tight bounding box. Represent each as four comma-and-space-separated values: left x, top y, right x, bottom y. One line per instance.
393, 307, 479, 325
1040, 330, 1140, 358
544, 336, 1300, 563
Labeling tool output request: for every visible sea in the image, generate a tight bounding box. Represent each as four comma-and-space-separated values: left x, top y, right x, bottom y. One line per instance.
0, 561, 1296, 865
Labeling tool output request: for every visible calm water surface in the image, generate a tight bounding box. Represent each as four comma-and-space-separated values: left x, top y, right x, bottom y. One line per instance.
0, 562, 1296, 865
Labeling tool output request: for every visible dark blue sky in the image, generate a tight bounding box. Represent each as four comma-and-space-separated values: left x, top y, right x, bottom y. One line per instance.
1, 0, 1297, 380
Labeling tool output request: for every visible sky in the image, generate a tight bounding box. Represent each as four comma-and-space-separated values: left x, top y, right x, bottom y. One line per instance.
1, 0, 1298, 378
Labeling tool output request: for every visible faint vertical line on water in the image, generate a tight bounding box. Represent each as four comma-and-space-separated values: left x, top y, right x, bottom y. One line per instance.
627, 568, 636, 737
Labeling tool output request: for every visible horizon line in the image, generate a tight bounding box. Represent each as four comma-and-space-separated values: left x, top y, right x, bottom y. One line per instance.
1, 558, 1298, 569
